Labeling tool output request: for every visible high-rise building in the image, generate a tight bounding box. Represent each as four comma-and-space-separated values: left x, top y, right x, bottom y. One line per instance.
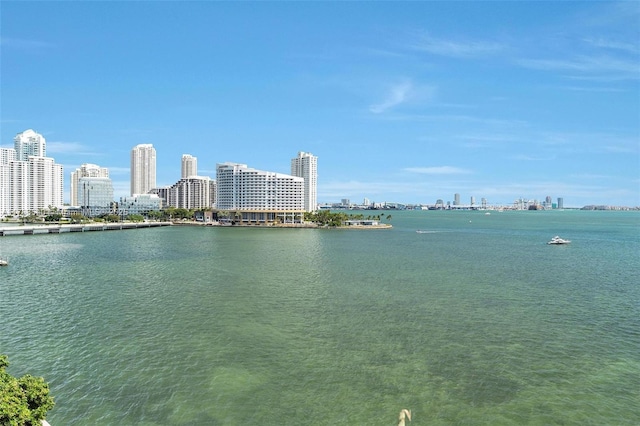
0, 148, 16, 216
454, 193, 461, 206
290, 151, 318, 212
130, 144, 156, 196
167, 176, 214, 210
557, 197, 564, 209
2, 131, 63, 216
77, 177, 114, 217
14, 129, 46, 161
181, 154, 198, 179
71, 163, 110, 206
216, 162, 304, 223
10, 156, 63, 214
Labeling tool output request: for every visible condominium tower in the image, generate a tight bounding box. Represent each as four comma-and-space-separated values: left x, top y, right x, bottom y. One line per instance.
70, 163, 110, 206
216, 162, 304, 223
181, 154, 197, 179
167, 176, 215, 210
14, 129, 46, 160
290, 151, 318, 212
1, 130, 64, 215
130, 144, 156, 196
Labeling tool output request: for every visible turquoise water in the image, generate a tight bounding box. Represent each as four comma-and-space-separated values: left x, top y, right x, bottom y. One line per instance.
1, 210, 639, 425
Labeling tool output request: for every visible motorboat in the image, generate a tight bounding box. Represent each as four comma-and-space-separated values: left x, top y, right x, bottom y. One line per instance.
548, 236, 571, 245
0, 258, 8, 266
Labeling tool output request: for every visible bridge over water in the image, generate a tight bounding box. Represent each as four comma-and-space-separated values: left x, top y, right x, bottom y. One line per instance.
0, 222, 172, 237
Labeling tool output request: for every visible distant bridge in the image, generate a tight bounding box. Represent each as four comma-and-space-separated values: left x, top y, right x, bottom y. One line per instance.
0, 222, 172, 237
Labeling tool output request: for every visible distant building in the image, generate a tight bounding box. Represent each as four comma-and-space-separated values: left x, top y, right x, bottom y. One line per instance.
557, 197, 564, 209
130, 144, 156, 196
1, 131, 64, 216
454, 193, 461, 206
166, 176, 216, 210
118, 194, 162, 217
0, 148, 16, 216
10, 156, 64, 215
216, 162, 304, 224
290, 151, 318, 212
181, 154, 198, 179
148, 186, 169, 208
77, 176, 114, 217
70, 163, 110, 206
14, 129, 46, 161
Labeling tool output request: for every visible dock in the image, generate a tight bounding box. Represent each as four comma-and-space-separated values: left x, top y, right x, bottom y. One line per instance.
0, 222, 172, 237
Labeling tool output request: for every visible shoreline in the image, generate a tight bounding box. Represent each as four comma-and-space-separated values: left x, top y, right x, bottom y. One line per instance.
173, 221, 393, 229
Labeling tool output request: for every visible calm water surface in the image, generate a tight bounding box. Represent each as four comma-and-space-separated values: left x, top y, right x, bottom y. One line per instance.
1, 210, 639, 425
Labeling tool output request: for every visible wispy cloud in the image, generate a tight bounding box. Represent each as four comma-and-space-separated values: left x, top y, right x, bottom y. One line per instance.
404, 166, 472, 175
47, 141, 101, 156
411, 33, 505, 58
369, 81, 413, 113
518, 55, 639, 79
0, 37, 54, 49
583, 37, 640, 54
560, 86, 624, 92
510, 154, 555, 161
105, 167, 130, 175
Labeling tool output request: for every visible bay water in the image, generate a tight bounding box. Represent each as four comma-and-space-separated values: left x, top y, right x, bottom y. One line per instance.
1, 210, 639, 425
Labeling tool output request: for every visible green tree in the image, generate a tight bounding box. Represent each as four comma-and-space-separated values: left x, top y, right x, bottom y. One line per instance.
127, 214, 145, 222
0, 355, 54, 426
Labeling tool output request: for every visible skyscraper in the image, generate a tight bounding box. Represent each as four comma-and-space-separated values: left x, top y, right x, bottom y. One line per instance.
290, 151, 318, 212
181, 154, 197, 179
0, 149, 16, 216
3, 130, 63, 215
216, 162, 304, 212
71, 163, 110, 206
10, 156, 63, 214
130, 144, 156, 196
14, 129, 46, 161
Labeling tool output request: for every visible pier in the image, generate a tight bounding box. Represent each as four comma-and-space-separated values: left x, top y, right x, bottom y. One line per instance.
0, 222, 172, 237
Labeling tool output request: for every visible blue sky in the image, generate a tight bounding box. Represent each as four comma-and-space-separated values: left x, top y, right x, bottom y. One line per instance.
1, 1, 638, 207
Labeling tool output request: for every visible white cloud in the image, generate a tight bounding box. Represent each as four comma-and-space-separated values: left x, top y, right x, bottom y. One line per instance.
582, 37, 640, 54
404, 166, 472, 175
46, 141, 98, 155
0, 37, 54, 49
517, 55, 639, 79
411, 34, 505, 58
369, 81, 413, 114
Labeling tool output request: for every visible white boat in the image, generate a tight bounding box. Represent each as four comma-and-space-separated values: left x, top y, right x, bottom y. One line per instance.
547, 236, 571, 245
0, 258, 8, 266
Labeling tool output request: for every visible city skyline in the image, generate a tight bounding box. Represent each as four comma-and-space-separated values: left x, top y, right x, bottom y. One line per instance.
1, 2, 638, 208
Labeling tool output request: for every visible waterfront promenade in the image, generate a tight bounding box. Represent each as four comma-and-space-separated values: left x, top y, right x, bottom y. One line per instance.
0, 222, 172, 237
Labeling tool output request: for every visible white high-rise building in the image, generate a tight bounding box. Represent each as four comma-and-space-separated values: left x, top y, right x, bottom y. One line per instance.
0, 148, 16, 216
216, 162, 304, 212
2, 131, 63, 216
291, 151, 318, 212
10, 156, 63, 214
130, 144, 156, 196
71, 163, 110, 206
14, 129, 46, 161
181, 154, 198, 179
167, 176, 214, 210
